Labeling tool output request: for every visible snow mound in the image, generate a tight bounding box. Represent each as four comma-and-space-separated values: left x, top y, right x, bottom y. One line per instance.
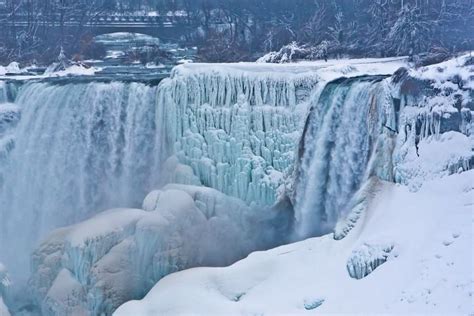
115, 171, 474, 315
28, 185, 274, 315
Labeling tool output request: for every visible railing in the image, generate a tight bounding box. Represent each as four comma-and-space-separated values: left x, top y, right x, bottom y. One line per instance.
0, 13, 190, 28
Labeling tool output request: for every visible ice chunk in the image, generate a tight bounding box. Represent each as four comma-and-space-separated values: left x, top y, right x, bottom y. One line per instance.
346, 243, 395, 279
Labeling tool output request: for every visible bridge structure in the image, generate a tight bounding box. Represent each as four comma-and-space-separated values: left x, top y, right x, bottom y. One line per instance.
0, 13, 196, 39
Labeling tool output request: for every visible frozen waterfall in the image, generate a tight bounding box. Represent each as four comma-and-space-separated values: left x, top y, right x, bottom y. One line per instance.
0, 81, 164, 276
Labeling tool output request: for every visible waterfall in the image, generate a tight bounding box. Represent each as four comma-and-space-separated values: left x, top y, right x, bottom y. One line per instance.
0, 82, 7, 103
0, 81, 164, 276
294, 76, 392, 238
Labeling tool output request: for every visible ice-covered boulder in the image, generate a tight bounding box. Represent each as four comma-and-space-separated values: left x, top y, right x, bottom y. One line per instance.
346, 243, 395, 279
28, 185, 277, 315
5, 62, 25, 75
391, 54, 474, 189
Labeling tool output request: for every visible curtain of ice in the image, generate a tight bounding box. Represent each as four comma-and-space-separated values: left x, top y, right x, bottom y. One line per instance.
155, 70, 315, 206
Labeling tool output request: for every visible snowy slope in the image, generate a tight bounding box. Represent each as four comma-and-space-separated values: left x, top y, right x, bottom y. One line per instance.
116, 170, 474, 315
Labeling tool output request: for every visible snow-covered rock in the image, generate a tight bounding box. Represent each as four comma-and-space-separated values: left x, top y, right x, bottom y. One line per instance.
392, 53, 474, 189
28, 185, 277, 315
5, 62, 26, 75
115, 170, 474, 315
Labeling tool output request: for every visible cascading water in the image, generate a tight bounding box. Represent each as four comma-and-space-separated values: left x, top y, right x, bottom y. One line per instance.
294, 76, 392, 238
0, 81, 164, 277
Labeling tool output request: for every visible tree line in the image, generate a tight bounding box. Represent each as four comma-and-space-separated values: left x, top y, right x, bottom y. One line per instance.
0, 0, 472, 64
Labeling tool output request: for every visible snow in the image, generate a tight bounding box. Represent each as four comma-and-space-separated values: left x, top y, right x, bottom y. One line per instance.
392, 52, 474, 189
173, 57, 407, 82
0, 63, 99, 80
28, 184, 268, 315
410, 53, 474, 90
0, 62, 27, 76
394, 131, 473, 190
115, 170, 474, 315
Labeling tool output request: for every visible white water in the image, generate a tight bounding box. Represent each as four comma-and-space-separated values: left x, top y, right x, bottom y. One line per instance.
0, 81, 163, 276
294, 77, 392, 238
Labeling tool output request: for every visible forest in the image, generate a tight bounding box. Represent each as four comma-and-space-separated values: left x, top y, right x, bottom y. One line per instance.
0, 0, 473, 64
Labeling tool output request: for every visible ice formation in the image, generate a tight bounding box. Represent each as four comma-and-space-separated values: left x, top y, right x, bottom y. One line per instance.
116, 55, 472, 314
156, 64, 318, 206
346, 243, 395, 279
28, 185, 277, 315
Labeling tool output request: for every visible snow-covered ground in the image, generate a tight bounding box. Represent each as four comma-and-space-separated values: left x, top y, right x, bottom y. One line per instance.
0, 63, 99, 80
116, 170, 474, 315
174, 56, 407, 82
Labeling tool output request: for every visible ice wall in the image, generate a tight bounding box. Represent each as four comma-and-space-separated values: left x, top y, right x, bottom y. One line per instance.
156, 65, 320, 206
0, 82, 164, 276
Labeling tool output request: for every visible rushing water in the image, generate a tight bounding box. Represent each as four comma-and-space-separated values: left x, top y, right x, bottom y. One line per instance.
294, 76, 390, 238
0, 81, 163, 276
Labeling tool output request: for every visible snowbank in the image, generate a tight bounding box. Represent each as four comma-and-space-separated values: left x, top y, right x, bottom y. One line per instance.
116, 170, 474, 315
